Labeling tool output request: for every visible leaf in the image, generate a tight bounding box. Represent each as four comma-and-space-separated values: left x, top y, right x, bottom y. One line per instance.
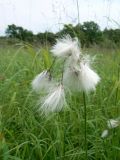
25, 44, 36, 57
41, 48, 52, 69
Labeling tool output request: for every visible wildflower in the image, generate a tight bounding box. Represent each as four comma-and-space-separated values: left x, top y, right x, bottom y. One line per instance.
32, 70, 50, 92
107, 119, 120, 129
40, 84, 67, 115
51, 35, 80, 60
101, 129, 109, 138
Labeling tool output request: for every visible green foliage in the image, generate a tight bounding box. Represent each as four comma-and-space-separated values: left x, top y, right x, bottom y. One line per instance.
36, 32, 56, 45
40, 48, 52, 69
4, 21, 120, 48
80, 21, 103, 46
103, 28, 120, 44
0, 46, 120, 159
6, 24, 34, 42
56, 22, 103, 47
56, 24, 77, 37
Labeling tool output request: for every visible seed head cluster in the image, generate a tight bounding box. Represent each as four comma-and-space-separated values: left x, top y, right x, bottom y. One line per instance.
32, 35, 100, 115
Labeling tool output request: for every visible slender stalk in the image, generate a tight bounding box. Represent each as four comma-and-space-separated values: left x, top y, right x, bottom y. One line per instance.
48, 57, 56, 72
115, 63, 120, 107
62, 129, 65, 160
61, 59, 66, 84
76, 0, 80, 24
47, 57, 56, 80
83, 92, 87, 159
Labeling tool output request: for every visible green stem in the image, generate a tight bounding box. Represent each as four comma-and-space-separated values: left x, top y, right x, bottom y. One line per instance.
61, 59, 66, 84
83, 92, 87, 159
48, 57, 56, 72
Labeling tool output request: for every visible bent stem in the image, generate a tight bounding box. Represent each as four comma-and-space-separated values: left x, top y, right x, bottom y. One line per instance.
83, 92, 87, 159
48, 57, 56, 72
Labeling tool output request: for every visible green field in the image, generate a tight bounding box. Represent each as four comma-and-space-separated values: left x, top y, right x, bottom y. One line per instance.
0, 45, 120, 160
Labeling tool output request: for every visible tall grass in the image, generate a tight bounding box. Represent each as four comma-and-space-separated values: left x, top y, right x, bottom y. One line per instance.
0, 46, 120, 159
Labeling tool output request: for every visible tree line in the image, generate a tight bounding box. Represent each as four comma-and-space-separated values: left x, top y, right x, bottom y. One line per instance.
5, 21, 120, 47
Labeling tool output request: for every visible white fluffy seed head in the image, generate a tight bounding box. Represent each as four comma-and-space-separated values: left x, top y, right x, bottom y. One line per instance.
107, 119, 120, 129
101, 129, 109, 138
63, 59, 100, 93
32, 70, 51, 93
78, 62, 100, 92
63, 65, 81, 92
40, 84, 67, 115
51, 35, 80, 60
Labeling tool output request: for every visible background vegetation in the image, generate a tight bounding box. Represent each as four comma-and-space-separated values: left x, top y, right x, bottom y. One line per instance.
0, 44, 120, 159
0, 21, 120, 159
1, 21, 120, 48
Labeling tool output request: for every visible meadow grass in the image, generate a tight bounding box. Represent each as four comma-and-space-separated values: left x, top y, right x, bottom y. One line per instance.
0, 45, 120, 160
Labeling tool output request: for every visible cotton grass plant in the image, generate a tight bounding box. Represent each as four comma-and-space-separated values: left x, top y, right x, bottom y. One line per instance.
32, 35, 100, 158
32, 35, 100, 113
